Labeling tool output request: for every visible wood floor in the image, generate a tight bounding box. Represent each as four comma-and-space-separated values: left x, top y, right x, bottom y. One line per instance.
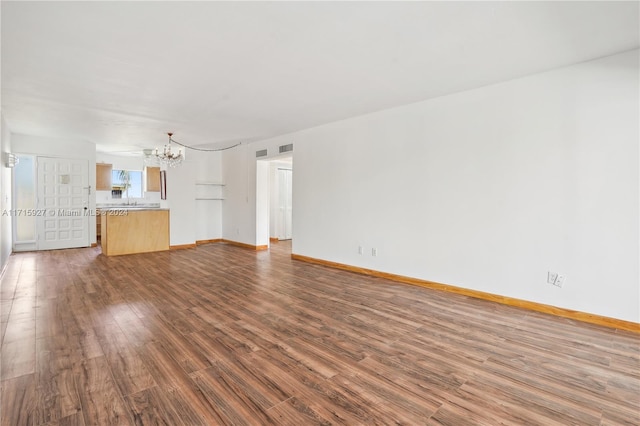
1, 241, 638, 425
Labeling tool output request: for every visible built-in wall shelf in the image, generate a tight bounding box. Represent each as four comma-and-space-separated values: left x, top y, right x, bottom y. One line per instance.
195, 182, 224, 201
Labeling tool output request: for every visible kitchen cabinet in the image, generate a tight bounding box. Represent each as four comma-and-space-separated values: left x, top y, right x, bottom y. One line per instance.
96, 164, 112, 190
146, 166, 161, 192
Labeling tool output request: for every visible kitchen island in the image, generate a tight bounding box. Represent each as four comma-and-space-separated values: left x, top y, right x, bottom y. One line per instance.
100, 208, 170, 256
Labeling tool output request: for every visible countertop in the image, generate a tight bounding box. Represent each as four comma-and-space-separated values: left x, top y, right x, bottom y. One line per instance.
98, 207, 169, 212
96, 203, 166, 212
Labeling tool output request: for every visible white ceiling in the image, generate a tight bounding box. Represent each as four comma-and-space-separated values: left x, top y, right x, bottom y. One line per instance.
2, 1, 638, 153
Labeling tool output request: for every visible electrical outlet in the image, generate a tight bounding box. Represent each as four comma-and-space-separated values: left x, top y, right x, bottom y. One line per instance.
358, 246, 363, 255
371, 248, 377, 256
547, 271, 565, 287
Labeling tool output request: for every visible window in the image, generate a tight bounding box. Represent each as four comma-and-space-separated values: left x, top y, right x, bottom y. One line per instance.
111, 169, 143, 198
14, 155, 36, 242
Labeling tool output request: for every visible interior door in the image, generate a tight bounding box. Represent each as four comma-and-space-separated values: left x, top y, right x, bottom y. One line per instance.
277, 168, 293, 240
37, 157, 90, 250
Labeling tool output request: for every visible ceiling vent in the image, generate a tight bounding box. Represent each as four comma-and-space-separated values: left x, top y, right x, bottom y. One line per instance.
279, 143, 293, 154
256, 149, 268, 158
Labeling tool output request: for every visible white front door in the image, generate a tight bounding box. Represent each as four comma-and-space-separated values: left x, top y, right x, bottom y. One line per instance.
37, 157, 90, 250
277, 168, 293, 240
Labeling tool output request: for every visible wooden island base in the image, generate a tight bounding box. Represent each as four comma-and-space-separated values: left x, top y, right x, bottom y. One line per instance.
101, 209, 170, 256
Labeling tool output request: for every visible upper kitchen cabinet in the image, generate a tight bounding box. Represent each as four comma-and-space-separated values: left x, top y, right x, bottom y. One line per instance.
96, 163, 112, 190
146, 166, 161, 192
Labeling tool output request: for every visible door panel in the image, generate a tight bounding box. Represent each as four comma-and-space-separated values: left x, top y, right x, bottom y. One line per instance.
277, 168, 293, 240
37, 157, 90, 250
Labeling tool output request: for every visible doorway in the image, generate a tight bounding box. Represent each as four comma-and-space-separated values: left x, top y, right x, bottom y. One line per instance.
256, 154, 293, 248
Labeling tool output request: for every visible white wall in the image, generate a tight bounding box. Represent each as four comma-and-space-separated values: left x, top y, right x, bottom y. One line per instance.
193, 151, 223, 242
222, 50, 639, 323
222, 144, 255, 244
256, 160, 270, 247
0, 116, 13, 269
11, 133, 97, 244
165, 161, 196, 246
166, 149, 223, 246
269, 163, 278, 238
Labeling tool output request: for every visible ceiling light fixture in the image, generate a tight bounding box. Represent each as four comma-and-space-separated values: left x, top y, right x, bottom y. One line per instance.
155, 132, 184, 168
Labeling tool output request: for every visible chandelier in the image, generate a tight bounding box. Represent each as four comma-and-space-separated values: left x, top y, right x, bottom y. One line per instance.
150, 132, 242, 168
155, 132, 184, 167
